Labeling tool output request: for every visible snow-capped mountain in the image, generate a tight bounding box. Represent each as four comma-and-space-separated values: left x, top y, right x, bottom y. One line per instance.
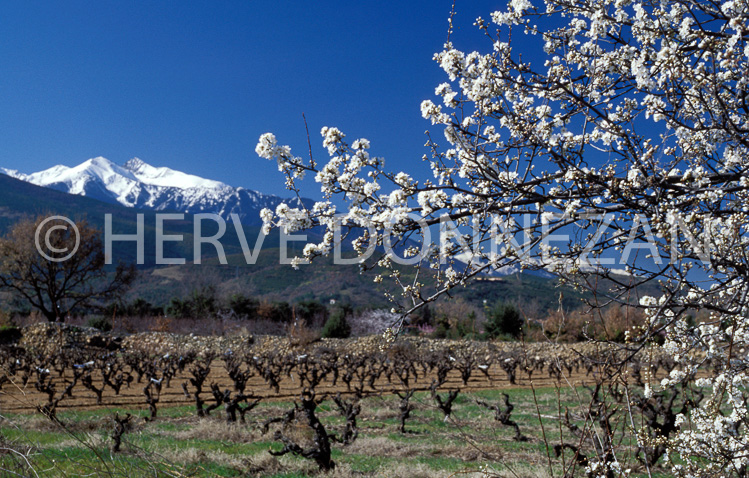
1, 157, 308, 225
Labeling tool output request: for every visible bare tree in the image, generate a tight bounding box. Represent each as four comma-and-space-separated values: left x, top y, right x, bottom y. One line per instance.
0, 216, 135, 321
266, 391, 335, 471
111, 413, 133, 453
476, 393, 528, 442
396, 390, 415, 434
332, 392, 361, 445
430, 380, 460, 421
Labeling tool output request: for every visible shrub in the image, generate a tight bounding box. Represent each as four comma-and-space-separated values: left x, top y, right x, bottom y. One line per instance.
228, 294, 259, 319
104, 298, 163, 318
166, 287, 217, 319
321, 305, 351, 339
0, 324, 21, 344
166, 297, 190, 319
295, 300, 328, 327
127, 298, 163, 317
431, 314, 451, 339
430, 312, 479, 340
536, 306, 645, 343
484, 302, 523, 339
87, 316, 113, 332
257, 300, 293, 322
287, 319, 320, 347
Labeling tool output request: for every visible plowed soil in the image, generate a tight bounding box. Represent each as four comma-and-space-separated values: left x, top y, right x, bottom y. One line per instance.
1, 364, 591, 414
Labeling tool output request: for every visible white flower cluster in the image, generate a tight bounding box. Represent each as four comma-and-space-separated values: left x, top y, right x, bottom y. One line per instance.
257, 2, 749, 473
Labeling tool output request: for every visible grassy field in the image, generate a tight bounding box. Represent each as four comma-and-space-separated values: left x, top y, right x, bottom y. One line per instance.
0, 385, 670, 478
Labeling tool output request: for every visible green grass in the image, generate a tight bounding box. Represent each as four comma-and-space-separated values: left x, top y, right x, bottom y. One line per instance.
0, 386, 668, 477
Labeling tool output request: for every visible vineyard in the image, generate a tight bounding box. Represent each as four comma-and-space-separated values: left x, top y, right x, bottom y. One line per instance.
2, 323, 678, 413
0, 323, 696, 477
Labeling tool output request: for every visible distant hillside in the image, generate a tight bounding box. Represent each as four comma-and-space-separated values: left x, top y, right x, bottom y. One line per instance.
0, 172, 652, 314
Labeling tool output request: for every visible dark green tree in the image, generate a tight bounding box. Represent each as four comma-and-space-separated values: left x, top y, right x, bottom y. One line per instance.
128, 298, 162, 317
228, 294, 259, 318
321, 305, 351, 339
295, 300, 328, 326
484, 302, 523, 339
166, 287, 217, 319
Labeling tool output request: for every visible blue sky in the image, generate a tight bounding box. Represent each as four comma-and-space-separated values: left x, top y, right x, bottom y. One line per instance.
0, 1, 494, 199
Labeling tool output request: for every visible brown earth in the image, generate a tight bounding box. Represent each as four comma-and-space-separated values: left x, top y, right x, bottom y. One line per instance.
1, 362, 592, 414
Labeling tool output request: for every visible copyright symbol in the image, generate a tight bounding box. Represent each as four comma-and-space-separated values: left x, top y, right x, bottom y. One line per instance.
34, 216, 80, 262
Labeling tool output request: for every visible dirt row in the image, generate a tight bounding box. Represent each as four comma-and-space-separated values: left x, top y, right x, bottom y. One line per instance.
0, 363, 591, 414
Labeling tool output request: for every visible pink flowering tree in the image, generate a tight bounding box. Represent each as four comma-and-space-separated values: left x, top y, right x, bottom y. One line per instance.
258, 1, 749, 475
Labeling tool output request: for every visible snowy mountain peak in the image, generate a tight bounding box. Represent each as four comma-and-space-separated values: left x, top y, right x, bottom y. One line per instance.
87, 156, 116, 168
122, 157, 228, 190
77, 156, 138, 181
1, 157, 309, 225
0, 167, 26, 180
123, 157, 146, 171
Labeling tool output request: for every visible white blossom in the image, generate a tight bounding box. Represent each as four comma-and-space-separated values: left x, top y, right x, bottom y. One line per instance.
255, 3, 749, 473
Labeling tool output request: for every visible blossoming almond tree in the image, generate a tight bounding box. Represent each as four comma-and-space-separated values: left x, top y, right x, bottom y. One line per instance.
258, 0, 749, 475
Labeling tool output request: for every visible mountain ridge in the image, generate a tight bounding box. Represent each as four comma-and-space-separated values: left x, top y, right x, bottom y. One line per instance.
1, 157, 310, 225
